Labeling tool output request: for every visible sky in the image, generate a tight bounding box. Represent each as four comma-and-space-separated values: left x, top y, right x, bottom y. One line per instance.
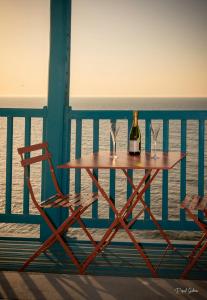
0, 0, 207, 98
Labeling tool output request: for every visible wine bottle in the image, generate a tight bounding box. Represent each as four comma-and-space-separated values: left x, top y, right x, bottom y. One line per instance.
129, 111, 141, 155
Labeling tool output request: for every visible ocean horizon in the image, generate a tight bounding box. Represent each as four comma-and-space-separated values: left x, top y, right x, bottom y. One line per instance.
0, 96, 207, 110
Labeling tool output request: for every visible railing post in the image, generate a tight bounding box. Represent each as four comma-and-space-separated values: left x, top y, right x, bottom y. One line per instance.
40, 0, 72, 240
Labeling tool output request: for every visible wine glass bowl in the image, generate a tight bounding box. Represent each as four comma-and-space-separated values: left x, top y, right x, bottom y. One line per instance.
150, 123, 160, 160
110, 121, 120, 159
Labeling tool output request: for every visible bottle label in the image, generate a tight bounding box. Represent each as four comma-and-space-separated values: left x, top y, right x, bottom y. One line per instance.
129, 140, 140, 153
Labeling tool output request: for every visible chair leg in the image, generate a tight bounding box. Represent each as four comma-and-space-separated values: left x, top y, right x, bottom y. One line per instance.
180, 205, 207, 278
19, 236, 56, 272
21, 203, 97, 272
19, 208, 84, 273
181, 240, 207, 279
188, 232, 207, 262
69, 206, 97, 247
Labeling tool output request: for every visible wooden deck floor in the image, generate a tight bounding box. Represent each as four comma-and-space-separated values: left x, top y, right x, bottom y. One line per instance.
1, 271, 207, 300
0, 238, 206, 280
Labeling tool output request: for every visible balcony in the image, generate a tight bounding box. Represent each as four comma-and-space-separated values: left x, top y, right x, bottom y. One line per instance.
0, 106, 206, 279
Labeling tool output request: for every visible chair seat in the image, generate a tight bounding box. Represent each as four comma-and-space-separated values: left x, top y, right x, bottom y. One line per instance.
181, 195, 207, 211
41, 192, 99, 209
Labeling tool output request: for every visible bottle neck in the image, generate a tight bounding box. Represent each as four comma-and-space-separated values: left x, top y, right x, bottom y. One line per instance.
133, 114, 138, 127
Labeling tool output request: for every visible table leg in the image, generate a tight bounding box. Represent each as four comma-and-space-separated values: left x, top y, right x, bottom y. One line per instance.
122, 168, 185, 268
82, 168, 158, 277
102, 170, 158, 249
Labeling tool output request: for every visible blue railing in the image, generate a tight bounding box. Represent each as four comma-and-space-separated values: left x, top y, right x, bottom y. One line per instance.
0, 107, 206, 238
65, 109, 207, 231
0, 108, 47, 227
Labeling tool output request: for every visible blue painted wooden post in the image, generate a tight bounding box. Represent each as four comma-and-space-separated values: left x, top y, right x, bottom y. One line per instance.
41, 0, 72, 240
92, 119, 99, 219
126, 116, 133, 220
144, 119, 151, 221
23, 117, 31, 215
198, 119, 205, 220
162, 120, 169, 223
180, 120, 187, 222
75, 119, 82, 194
61, 107, 71, 195
6, 117, 13, 215
109, 119, 116, 219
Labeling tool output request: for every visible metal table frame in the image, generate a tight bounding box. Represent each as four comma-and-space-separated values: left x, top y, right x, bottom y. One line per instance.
59, 151, 186, 277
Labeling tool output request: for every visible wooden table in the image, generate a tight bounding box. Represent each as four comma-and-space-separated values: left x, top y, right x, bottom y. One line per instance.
58, 151, 186, 277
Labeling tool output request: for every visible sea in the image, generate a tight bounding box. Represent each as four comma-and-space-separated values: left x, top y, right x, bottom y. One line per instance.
0, 97, 207, 241
0, 96, 207, 110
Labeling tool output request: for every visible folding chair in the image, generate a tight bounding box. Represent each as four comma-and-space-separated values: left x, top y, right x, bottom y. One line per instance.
180, 194, 207, 279
17, 142, 98, 273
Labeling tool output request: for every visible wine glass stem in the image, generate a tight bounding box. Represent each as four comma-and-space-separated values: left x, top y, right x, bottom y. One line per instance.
113, 141, 116, 156
154, 140, 157, 157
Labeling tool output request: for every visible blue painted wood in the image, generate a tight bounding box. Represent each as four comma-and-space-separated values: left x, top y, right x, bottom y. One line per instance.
1, 239, 206, 279
68, 109, 207, 231
126, 116, 133, 218
60, 106, 71, 221
62, 107, 71, 195
92, 119, 99, 219
42, 0, 72, 238
5, 117, 13, 214
0, 214, 41, 224
73, 218, 200, 231
0, 106, 207, 235
23, 117, 31, 215
109, 119, 116, 219
70, 110, 207, 120
162, 120, 169, 221
0, 213, 199, 230
66, 108, 72, 196
0, 108, 46, 117
75, 119, 82, 193
180, 120, 187, 222
144, 119, 151, 221
41, 107, 48, 202
198, 119, 205, 220
1, 105, 207, 285
198, 119, 205, 196
145, 119, 151, 152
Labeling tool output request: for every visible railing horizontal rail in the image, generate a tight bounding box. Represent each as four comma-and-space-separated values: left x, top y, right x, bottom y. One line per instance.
70, 110, 206, 120
0, 214, 42, 224
0, 107, 47, 117
74, 218, 199, 231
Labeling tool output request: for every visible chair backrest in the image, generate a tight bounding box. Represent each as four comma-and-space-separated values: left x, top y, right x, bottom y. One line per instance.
17, 142, 62, 206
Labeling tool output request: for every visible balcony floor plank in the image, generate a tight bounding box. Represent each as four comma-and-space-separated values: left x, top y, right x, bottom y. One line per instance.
0, 239, 206, 280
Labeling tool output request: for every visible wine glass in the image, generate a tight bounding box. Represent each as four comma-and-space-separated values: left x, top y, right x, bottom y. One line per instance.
110, 120, 120, 159
150, 122, 160, 159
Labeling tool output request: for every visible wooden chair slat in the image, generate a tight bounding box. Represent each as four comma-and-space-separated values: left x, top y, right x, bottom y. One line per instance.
41, 193, 99, 209
41, 194, 66, 208
21, 153, 51, 167
18, 142, 48, 154
72, 193, 99, 208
